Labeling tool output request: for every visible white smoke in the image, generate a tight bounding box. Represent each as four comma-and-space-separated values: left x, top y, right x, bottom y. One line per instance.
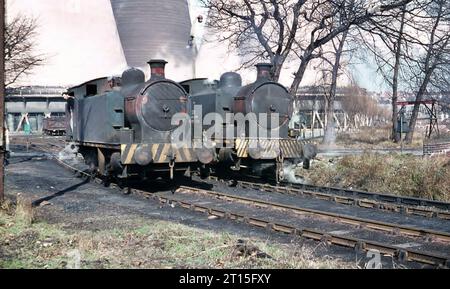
58, 143, 79, 161
283, 162, 310, 185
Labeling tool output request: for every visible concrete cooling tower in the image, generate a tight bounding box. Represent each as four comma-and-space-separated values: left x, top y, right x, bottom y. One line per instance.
110, 0, 194, 79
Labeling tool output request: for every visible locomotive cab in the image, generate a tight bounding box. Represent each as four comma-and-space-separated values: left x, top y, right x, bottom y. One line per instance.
181, 73, 243, 166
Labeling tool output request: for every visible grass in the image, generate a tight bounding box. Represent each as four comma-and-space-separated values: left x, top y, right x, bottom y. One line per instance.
301, 153, 450, 202
15, 194, 34, 226
335, 126, 424, 149
0, 200, 352, 269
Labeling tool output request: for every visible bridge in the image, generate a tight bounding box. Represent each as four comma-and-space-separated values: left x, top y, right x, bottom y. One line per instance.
5, 86, 66, 134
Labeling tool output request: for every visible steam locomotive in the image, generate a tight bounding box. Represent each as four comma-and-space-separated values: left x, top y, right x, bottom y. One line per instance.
67, 60, 211, 180
67, 59, 316, 183
181, 64, 317, 182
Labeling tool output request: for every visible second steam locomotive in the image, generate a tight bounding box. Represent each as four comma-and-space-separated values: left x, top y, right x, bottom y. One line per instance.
182, 63, 316, 182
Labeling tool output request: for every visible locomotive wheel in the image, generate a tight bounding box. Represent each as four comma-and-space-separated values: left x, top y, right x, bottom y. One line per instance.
80, 148, 99, 175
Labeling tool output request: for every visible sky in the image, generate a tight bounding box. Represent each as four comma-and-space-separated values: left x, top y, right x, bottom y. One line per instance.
6, 0, 386, 92
7, 0, 127, 86
190, 0, 388, 92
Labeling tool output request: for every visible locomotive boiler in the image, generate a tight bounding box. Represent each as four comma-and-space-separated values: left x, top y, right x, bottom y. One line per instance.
68, 59, 207, 180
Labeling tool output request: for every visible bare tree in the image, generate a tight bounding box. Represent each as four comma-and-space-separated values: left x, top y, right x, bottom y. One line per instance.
341, 84, 385, 127
4, 14, 44, 87
404, 0, 450, 143
330, 0, 450, 144
201, 0, 304, 82
318, 29, 349, 145
390, 7, 407, 143
203, 0, 412, 95
356, 2, 419, 143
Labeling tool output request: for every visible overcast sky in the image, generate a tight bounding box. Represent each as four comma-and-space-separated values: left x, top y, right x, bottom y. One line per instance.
7, 0, 127, 86
7, 0, 386, 92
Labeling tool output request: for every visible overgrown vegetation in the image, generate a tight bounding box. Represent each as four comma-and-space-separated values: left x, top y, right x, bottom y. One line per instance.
335, 126, 424, 149
0, 198, 350, 269
302, 154, 450, 202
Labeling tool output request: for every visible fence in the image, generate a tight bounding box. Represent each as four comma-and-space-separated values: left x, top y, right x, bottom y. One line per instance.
423, 141, 450, 156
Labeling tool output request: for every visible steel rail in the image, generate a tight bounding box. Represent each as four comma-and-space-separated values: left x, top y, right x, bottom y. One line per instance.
286, 182, 450, 211
14, 137, 450, 221
17, 137, 450, 209
20, 137, 450, 216
17, 139, 450, 267
209, 176, 450, 220
176, 186, 450, 244
31, 141, 450, 243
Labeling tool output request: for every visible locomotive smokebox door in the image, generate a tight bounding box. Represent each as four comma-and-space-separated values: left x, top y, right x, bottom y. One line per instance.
140, 83, 187, 131
124, 59, 190, 143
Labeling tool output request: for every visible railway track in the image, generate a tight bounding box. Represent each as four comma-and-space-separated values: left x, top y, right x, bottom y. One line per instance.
423, 141, 450, 156
10, 136, 66, 154
150, 187, 450, 268
285, 182, 450, 212
209, 176, 450, 220
173, 186, 450, 244
14, 137, 450, 218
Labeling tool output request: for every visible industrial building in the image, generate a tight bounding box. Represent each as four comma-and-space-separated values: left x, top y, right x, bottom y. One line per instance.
5, 86, 66, 134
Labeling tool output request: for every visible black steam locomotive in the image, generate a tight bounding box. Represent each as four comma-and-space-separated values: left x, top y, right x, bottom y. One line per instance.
67, 60, 210, 180
67, 59, 316, 183
181, 63, 317, 182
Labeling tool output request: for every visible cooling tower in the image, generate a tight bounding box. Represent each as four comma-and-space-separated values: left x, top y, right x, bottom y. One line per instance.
110, 0, 194, 78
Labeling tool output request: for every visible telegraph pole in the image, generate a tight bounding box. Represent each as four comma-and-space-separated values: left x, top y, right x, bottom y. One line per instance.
0, 0, 5, 203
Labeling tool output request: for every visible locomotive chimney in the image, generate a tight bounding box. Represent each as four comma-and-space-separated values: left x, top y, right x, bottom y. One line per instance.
256, 63, 273, 81
148, 59, 168, 79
